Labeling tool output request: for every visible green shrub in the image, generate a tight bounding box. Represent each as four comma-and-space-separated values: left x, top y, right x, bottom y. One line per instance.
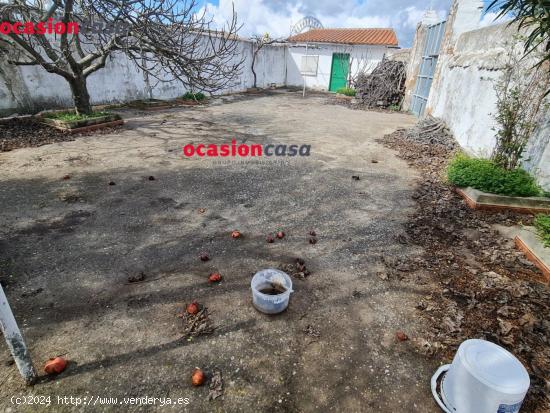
447, 154, 542, 197
182, 91, 206, 100
336, 87, 356, 97
534, 215, 550, 247
43, 111, 110, 121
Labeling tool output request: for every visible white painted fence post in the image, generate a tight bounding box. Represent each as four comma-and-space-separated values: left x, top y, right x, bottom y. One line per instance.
0, 284, 37, 385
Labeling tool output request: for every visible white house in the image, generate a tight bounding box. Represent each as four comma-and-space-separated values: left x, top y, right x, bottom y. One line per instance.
286, 28, 399, 92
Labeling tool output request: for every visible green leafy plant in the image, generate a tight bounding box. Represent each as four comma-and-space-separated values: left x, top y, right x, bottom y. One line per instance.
43, 111, 111, 122
447, 154, 542, 197
336, 87, 356, 97
182, 92, 206, 101
534, 214, 550, 247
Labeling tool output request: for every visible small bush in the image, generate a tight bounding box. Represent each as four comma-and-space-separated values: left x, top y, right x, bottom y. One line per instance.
44, 111, 110, 121
447, 154, 542, 197
336, 87, 356, 97
182, 91, 206, 101
534, 215, 550, 247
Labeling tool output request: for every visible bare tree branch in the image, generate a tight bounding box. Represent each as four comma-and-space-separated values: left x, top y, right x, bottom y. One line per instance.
0, 0, 244, 114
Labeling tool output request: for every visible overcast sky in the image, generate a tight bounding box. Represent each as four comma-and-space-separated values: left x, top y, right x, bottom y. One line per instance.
199, 0, 504, 47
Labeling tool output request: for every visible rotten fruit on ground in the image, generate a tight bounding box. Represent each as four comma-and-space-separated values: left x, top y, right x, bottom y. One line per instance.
192, 368, 205, 386
108, 181, 116, 186
209, 272, 222, 283
186, 301, 200, 315
62, 174, 71, 180
44, 357, 68, 374
276, 231, 285, 239
148, 175, 155, 181
309, 237, 317, 245
309, 230, 316, 236
396, 331, 409, 342
199, 252, 209, 262
231, 230, 241, 239
266, 235, 274, 243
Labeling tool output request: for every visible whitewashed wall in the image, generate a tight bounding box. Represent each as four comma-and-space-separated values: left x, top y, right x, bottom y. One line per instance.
418, 0, 550, 190
0, 39, 286, 114
286, 44, 389, 90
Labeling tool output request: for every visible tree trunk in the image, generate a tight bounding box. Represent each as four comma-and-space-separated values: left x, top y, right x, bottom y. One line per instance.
251, 47, 259, 89
251, 59, 257, 89
68, 76, 92, 115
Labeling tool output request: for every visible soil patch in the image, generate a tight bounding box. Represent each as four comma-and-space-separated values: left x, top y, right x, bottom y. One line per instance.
379, 117, 549, 412
0, 117, 121, 152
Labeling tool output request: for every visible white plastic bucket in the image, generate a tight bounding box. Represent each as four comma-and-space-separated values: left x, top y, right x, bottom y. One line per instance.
432, 339, 530, 413
251, 269, 293, 314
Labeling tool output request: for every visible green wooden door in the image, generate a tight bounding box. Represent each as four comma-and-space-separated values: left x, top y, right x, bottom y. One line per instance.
329, 53, 350, 92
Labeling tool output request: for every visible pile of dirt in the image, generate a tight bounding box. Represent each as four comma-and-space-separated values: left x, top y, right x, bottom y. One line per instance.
354, 59, 407, 108
379, 118, 549, 412
0, 117, 119, 152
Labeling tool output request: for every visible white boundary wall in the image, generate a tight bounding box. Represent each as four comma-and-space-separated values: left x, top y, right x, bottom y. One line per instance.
0, 39, 287, 114
0, 38, 390, 114
407, 0, 550, 190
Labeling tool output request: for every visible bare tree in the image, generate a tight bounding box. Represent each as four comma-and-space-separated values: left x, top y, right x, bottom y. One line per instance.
0, 0, 243, 114
250, 33, 282, 89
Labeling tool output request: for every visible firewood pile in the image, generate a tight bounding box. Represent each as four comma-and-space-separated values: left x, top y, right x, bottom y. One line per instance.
353, 59, 407, 109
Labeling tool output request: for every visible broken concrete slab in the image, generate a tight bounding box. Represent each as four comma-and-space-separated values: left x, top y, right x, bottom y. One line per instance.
456, 187, 550, 214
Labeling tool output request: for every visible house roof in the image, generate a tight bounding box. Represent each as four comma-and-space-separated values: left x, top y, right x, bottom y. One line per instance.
287, 28, 398, 46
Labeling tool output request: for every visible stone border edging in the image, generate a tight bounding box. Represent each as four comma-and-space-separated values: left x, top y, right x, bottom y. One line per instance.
42, 118, 124, 134
455, 187, 550, 214
515, 233, 550, 281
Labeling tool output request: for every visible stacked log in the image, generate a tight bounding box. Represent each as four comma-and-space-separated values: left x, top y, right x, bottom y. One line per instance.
353, 59, 407, 109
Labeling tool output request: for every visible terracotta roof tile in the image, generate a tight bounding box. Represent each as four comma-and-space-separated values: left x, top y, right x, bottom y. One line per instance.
288, 28, 398, 46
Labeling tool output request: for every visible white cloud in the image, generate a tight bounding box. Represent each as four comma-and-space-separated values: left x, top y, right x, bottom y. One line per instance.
203, 0, 452, 47
479, 11, 511, 28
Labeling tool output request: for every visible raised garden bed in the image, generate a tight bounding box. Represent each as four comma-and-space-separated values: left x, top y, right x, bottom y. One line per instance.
127, 99, 174, 111
514, 228, 550, 281
173, 98, 207, 106
456, 187, 550, 214
40, 111, 123, 134
175, 92, 208, 105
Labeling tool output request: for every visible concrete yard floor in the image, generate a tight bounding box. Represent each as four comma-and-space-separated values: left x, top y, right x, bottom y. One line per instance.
0, 90, 440, 412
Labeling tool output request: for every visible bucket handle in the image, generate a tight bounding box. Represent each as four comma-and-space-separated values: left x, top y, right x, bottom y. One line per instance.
431, 364, 452, 413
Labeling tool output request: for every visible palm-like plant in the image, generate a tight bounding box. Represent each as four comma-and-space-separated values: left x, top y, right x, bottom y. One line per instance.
487, 0, 549, 68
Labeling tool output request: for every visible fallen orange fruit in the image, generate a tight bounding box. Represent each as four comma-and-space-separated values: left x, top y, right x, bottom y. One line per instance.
186, 302, 199, 315
209, 273, 222, 283
44, 357, 67, 374
192, 368, 205, 386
